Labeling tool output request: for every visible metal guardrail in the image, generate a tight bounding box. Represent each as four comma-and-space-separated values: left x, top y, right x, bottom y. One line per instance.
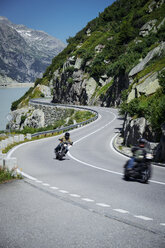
29, 99, 98, 138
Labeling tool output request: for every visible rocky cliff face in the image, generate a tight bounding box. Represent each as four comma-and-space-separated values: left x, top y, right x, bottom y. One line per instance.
52, 56, 129, 107
0, 16, 66, 84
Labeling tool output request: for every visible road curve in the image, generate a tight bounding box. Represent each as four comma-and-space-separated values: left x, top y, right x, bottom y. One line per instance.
1, 106, 165, 248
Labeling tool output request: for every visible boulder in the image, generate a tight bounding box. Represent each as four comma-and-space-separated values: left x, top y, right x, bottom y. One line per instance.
86, 28, 91, 36
139, 19, 157, 37
24, 109, 45, 128
8, 107, 33, 130
36, 84, 51, 97
62, 56, 76, 72
127, 72, 160, 102
123, 116, 147, 146
82, 77, 97, 103
95, 44, 105, 53
136, 75, 160, 96
129, 42, 165, 77
72, 70, 83, 82
74, 57, 83, 70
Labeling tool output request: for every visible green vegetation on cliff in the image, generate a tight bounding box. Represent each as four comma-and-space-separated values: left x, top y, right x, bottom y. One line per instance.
11, 0, 165, 139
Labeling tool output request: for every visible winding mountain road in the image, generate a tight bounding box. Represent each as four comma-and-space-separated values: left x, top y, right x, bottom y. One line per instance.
0, 106, 165, 248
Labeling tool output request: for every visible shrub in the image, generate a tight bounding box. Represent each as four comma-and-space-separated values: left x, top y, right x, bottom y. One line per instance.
0, 166, 22, 183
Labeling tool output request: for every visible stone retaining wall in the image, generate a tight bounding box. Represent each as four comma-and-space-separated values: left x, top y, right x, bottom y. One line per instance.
29, 103, 72, 126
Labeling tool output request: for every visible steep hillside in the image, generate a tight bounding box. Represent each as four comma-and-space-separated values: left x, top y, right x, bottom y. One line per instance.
18, 0, 164, 103
11, 0, 165, 160
0, 16, 66, 85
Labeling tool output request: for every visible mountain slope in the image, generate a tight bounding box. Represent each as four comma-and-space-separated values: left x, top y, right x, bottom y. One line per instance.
11, 0, 165, 149
0, 16, 66, 84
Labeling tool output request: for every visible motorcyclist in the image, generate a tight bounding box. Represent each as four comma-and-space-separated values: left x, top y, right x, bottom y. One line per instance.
55, 132, 73, 154
126, 138, 151, 170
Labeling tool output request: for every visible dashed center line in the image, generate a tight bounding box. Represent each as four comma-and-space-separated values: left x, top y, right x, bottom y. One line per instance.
50, 186, 59, 190
96, 203, 110, 208
59, 190, 69, 194
70, 194, 81, 198
134, 215, 153, 221
42, 183, 50, 186
82, 198, 94, 202
113, 209, 129, 214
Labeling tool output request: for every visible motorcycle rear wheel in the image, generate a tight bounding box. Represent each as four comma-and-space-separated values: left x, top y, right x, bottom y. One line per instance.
141, 168, 151, 183
124, 168, 130, 181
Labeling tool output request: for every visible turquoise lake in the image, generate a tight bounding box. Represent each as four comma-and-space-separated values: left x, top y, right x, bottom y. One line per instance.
0, 87, 30, 131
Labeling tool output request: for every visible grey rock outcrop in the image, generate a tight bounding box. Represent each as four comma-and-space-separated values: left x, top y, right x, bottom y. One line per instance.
122, 114, 160, 145
7, 104, 78, 131
123, 116, 147, 146
8, 107, 45, 130
24, 109, 45, 129
129, 42, 165, 77
74, 57, 83, 70
127, 72, 161, 102
122, 115, 165, 162
139, 20, 157, 37
36, 85, 51, 98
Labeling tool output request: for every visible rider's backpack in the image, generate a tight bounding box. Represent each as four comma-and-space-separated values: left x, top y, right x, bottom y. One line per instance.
134, 148, 145, 162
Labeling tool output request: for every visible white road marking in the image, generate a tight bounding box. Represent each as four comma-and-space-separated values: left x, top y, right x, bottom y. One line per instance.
110, 133, 130, 159
16, 169, 37, 181
149, 179, 165, 186
73, 112, 116, 145
50, 186, 59, 190
134, 215, 153, 221
160, 223, 165, 226
42, 183, 50, 187
68, 152, 123, 176
70, 194, 81, 198
35, 180, 43, 183
82, 198, 94, 202
96, 203, 110, 208
59, 190, 69, 194
113, 209, 129, 214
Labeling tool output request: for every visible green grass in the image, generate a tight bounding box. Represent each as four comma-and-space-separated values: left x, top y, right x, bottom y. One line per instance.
0, 166, 23, 184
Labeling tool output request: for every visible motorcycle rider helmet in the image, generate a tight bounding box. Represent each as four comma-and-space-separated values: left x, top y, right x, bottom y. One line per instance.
65, 132, 70, 140
138, 138, 147, 148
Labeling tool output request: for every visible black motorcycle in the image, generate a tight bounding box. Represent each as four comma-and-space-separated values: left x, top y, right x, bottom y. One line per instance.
55, 142, 70, 160
124, 153, 153, 183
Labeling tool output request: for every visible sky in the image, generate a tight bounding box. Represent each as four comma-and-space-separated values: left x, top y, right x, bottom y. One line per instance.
0, 0, 115, 44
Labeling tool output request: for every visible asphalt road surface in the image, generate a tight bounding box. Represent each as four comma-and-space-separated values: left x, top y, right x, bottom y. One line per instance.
0, 107, 165, 248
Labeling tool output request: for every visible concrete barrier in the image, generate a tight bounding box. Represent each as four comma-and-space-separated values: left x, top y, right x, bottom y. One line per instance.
1, 140, 7, 149
3, 157, 17, 169
19, 134, 25, 142
26, 133, 32, 140
0, 153, 6, 166
14, 135, 19, 143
